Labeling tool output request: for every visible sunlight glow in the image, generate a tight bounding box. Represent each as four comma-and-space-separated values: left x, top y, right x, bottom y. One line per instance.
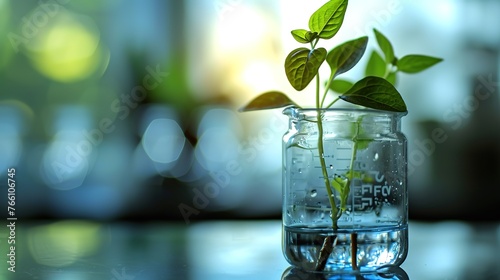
213, 7, 267, 52
241, 60, 279, 93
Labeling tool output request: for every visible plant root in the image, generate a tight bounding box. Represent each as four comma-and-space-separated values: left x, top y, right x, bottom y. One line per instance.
351, 233, 359, 271
315, 235, 337, 271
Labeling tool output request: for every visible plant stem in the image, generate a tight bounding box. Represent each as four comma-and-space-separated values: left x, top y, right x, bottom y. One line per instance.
315, 235, 336, 272
317, 115, 339, 228
351, 233, 359, 271
312, 38, 320, 49
315, 77, 364, 271
315, 116, 339, 271
324, 97, 340, 109
315, 75, 338, 229
315, 75, 341, 272
320, 75, 334, 108
347, 120, 362, 271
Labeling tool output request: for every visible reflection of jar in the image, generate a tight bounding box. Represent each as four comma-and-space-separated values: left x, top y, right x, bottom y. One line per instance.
282, 107, 408, 272
281, 266, 410, 280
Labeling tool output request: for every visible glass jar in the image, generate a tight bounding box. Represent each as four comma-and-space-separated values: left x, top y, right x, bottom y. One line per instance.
282, 107, 408, 272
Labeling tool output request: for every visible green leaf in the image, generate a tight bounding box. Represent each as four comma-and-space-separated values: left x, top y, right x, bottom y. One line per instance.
346, 170, 363, 180
327, 36, 368, 78
340, 76, 407, 112
356, 139, 371, 150
331, 176, 347, 193
353, 117, 372, 150
365, 50, 386, 77
309, 0, 348, 39
329, 79, 353, 93
285, 47, 327, 91
291, 29, 317, 44
331, 176, 349, 210
238, 91, 298, 112
373, 29, 395, 64
397, 54, 443, 73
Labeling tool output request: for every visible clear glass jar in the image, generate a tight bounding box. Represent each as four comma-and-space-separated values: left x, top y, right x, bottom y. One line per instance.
282, 107, 408, 272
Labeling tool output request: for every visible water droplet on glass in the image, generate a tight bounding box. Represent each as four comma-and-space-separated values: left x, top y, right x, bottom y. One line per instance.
298, 168, 302, 174
329, 165, 333, 169
310, 189, 317, 197
373, 153, 379, 161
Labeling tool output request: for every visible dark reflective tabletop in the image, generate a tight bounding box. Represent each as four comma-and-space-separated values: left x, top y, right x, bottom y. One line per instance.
0, 220, 498, 279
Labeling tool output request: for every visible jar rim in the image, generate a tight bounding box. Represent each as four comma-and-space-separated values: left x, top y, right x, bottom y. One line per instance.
282, 106, 407, 118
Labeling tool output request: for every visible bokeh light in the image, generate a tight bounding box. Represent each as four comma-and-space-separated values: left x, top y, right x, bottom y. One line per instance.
0, 100, 31, 171
41, 106, 92, 191
22, 11, 109, 82
195, 108, 242, 171
142, 118, 186, 164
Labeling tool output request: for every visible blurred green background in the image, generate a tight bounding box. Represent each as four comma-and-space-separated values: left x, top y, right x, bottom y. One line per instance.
0, 0, 499, 222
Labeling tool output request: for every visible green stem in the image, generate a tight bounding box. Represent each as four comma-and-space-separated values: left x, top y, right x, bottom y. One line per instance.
320, 75, 334, 108
347, 120, 361, 271
324, 96, 340, 109
315, 75, 339, 229
311, 38, 320, 49
383, 66, 398, 79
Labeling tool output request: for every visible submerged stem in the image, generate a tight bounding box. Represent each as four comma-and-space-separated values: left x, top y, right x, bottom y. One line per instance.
351, 233, 359, 271
315, 235, 336, 272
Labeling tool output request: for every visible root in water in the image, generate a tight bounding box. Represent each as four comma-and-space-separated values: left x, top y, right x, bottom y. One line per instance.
314, 233, 359, 271
315, 235, 336, 271
351, 233, 359, 271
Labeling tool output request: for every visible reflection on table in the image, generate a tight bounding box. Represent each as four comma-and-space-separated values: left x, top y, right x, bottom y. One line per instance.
0, 220, 498, 279
282, 266, 409, 280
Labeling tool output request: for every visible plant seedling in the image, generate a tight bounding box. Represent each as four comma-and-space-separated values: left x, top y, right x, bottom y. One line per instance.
240, 0, 442, 271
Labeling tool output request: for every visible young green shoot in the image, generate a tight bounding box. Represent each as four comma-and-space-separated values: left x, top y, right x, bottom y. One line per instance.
239, 0, 442, 271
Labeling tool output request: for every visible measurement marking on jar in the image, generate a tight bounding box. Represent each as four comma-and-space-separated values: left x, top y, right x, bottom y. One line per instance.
313, 155, 334, 158
318, 175, 338, 179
